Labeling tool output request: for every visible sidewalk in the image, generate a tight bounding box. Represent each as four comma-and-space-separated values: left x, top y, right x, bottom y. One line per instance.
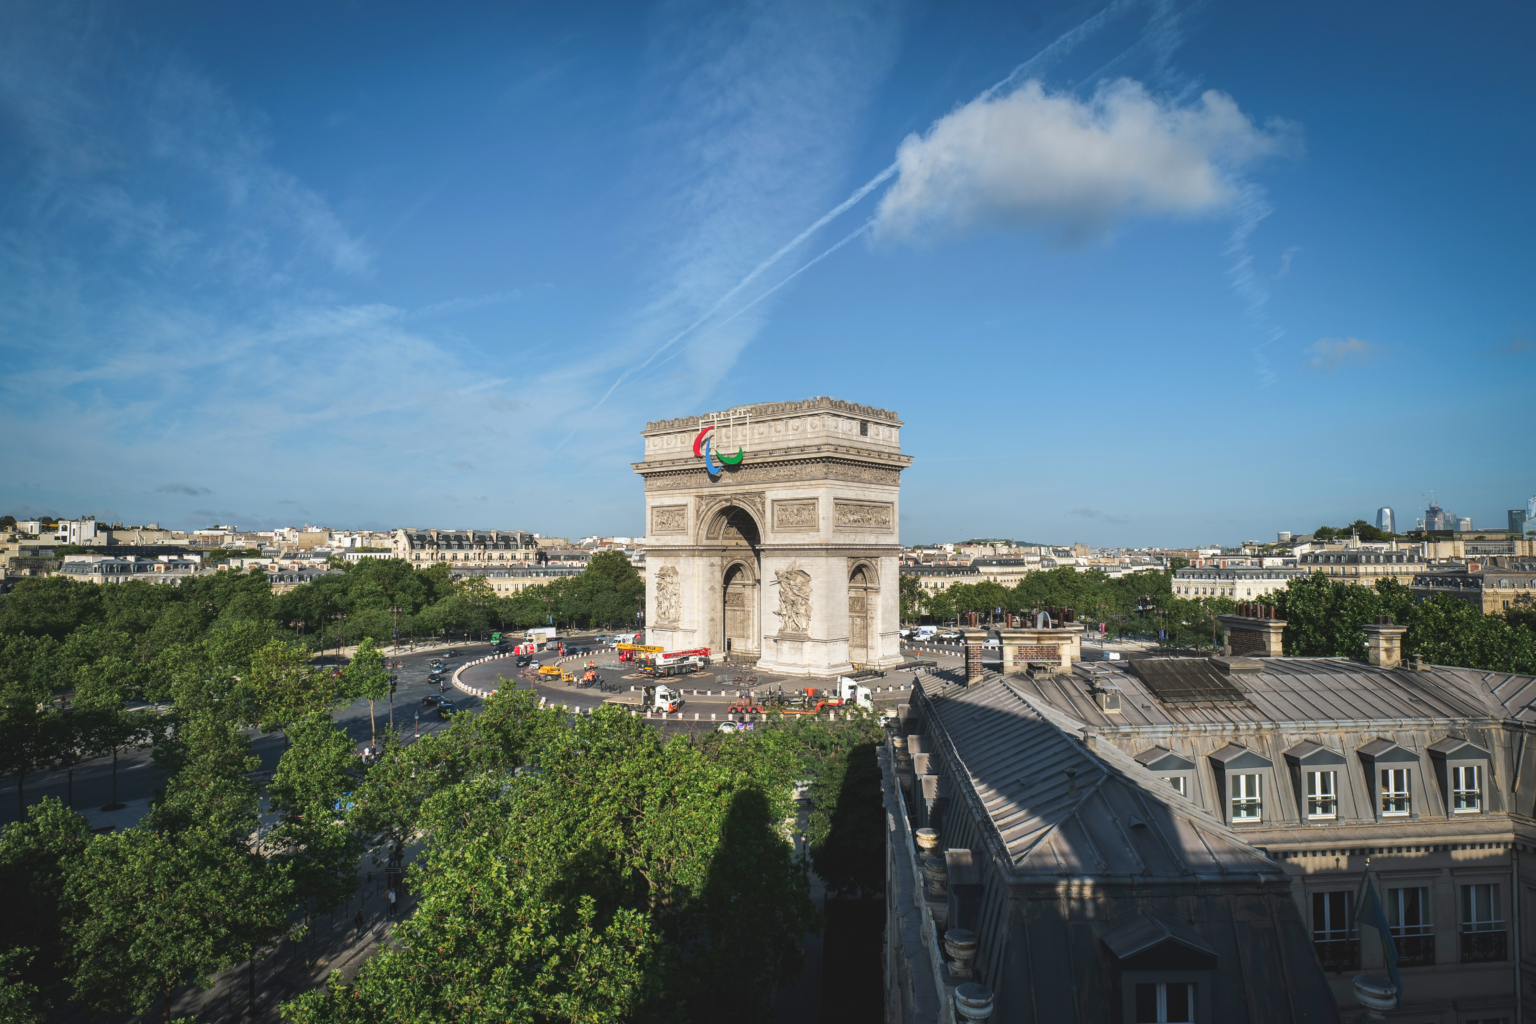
145, 865, 418, 1024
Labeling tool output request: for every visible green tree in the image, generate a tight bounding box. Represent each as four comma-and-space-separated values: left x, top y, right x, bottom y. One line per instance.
289, 694, 819, 1024
266, 712, 363, 966
0, 635, 71, 819
65, 825, 262, 1024
791, 717, 886, 898
899, 574, 923, 623
0, 798, 93, 1019
341, 637, 393, 744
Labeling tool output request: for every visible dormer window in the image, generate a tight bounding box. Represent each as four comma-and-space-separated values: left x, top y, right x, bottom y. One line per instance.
1135, 747, 1196, 802
1208, 743, 1274, 825
1429, 736, 1493, 816
1358, 739, 1423, 821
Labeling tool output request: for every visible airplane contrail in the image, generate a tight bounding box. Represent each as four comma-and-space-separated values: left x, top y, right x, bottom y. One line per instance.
568, 0, 1160, 442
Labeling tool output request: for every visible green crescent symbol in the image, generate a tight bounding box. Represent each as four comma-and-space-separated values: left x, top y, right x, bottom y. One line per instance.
718, 445, 744, 465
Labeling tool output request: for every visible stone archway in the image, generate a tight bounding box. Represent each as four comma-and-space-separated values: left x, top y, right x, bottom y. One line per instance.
848, 564, 873, 667
723, 560, 758, 657
706, 506, 762, 659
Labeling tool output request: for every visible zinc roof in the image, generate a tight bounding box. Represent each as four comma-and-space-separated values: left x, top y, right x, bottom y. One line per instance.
918, 675, 1288, 881
1021, 657, 1515, 729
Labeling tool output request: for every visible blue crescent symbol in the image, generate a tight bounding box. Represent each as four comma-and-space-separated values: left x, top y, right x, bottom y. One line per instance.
704, 436, 724, 475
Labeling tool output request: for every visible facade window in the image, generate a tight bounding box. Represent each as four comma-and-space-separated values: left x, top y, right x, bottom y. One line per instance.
1387, 887, 1434, 965
1312, 891, 1359, 970
1306, 771, 1338, 819
1134, 982, 1194, 1023
1230, 774, 1261, 821
1461, 884, 1506, 962
1380, 769, 1411, 816
1452, 765, 1482, 812
1164, 776, 1188, 797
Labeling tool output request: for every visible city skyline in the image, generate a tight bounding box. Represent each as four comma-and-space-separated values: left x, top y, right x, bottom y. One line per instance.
1, 2, 1532, 546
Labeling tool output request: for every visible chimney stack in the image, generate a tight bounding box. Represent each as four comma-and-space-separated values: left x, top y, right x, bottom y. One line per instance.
1363, 615, 1409, 670
1217, 606, 1287, 657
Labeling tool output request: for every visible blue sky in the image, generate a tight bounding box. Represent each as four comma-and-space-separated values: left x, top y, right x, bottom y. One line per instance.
2, 0, 1532, 547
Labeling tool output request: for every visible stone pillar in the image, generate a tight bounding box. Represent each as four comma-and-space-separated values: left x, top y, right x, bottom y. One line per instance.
953, 982, 994, 1023
1363, 619, 1408, 669
1217, 612, 1287, 657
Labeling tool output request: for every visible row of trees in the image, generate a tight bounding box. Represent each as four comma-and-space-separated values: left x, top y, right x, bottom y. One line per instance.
0, 628, 393, 1022
899, 564, 1536, 673
1, 548, 883, 1023
1269, 574, 1536, 673
900, 566, 1241, 649
2, 680, 885, 1024
0, 551, 646, 660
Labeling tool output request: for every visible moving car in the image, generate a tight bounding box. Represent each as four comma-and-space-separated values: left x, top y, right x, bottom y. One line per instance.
421, 694, 444, 707
436, 701, 460, 719
515, 655, 532, 667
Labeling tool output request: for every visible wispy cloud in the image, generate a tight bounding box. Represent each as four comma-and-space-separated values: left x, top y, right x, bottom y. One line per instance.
1070, 506, 1129, 524
1305, 337, 1383, 372
156, 483, 213, 496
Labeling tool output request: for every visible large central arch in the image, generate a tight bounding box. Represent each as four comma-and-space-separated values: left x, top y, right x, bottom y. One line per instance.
706, 506, 761, 660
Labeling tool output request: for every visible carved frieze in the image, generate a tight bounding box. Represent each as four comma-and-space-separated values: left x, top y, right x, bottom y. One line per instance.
643, 459, 903, 491
834, 500, 895, 532
650, 505, 687, 534
773, 499, 818, 531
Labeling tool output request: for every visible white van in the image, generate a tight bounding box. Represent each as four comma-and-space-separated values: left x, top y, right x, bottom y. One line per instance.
914, 626, 938, 640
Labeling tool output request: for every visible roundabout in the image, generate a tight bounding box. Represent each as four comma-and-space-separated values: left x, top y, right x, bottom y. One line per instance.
451, 648, 939, 731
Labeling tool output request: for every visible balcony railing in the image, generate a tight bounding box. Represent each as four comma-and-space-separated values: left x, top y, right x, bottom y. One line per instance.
1313, 939, 1360, 972
1460, 930, 1507, 963
1393, 933, 1435, 966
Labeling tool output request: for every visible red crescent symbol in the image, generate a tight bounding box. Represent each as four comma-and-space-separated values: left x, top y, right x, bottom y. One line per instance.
692, 425, 714, 458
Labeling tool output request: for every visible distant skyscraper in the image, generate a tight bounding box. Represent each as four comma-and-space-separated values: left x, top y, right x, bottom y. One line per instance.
1456, 516, 1473, 532
1376, 507, 1394, 534
1511, 509, 1529, 534
1424, 503, 1447, 531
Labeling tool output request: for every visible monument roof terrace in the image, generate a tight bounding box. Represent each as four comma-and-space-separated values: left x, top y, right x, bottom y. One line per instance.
643, 396, 899, 433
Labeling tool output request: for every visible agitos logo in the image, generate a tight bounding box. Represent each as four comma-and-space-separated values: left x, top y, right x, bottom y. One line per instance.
693, 424, 743, 476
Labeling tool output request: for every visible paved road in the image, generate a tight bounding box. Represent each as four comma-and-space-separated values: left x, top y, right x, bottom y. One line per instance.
3, 632, 967, 828
0, 637, 501, 828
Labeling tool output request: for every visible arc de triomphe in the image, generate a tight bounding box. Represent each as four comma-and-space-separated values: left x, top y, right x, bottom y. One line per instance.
636, 397, 911, 678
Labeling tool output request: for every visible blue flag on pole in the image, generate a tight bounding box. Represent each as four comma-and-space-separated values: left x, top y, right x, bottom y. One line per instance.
1355, 870, 1402, 997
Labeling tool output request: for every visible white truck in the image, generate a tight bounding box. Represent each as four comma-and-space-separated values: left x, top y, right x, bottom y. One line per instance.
525, 627, 558, 646
605, 684, 683, 713
834, 676, 874, 709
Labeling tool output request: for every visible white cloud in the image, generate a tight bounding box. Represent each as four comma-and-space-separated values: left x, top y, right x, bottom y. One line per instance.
874, 78, 1292, 245
1305, 337, 1383, 372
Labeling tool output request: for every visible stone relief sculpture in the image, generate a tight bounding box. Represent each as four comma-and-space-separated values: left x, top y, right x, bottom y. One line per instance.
834, 501, 894, 530
654, 567, 681, 626
774, 500, 818, 530
773, 568, 812, 635
651, 505, 687, 534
